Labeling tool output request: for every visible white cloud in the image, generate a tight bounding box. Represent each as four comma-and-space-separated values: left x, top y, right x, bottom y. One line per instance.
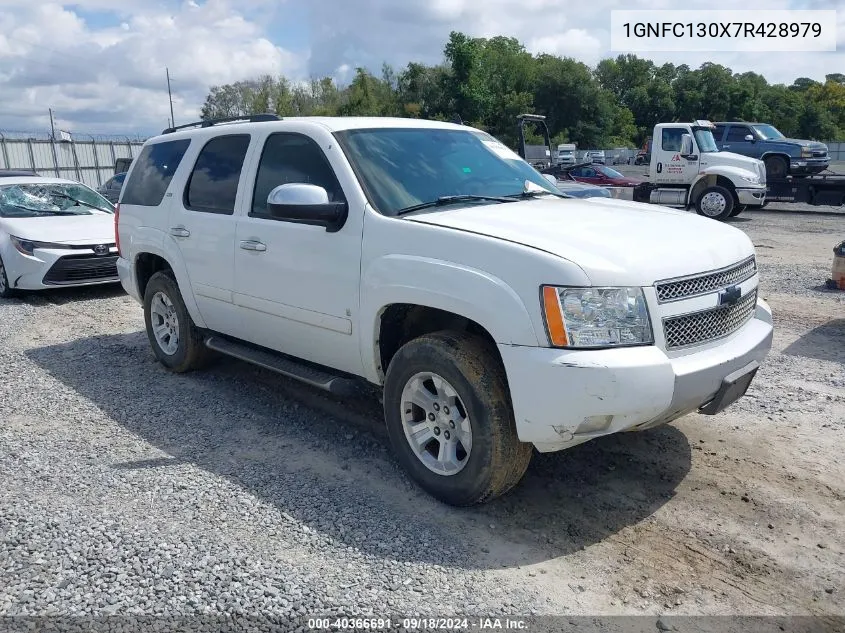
0, 0, 303, 134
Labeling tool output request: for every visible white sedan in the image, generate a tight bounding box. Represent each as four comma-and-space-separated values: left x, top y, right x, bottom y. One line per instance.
0, 177, 118, 298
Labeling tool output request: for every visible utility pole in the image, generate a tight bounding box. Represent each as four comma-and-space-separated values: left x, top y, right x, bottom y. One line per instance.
49, 108, 56, 140
48, 108, 60, 177
166, 67, 175, 127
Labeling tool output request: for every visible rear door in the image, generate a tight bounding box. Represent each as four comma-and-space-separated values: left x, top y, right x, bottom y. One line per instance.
168, 133, 253, 333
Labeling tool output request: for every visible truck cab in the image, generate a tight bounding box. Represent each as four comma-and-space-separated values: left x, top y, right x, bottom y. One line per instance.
555, 143, 576, 166
643, 121, 767, 221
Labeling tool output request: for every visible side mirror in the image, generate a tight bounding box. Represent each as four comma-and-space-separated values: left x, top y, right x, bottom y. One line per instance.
744, 134, 755, 142
680, 134, 694, 157
265, 183, 348, 233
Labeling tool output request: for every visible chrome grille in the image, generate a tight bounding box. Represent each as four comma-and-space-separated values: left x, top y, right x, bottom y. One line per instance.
663, 289, 757, 350
655, 257, 756, 303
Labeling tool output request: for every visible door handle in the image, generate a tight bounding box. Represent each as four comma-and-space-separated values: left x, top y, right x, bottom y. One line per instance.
722, 145, 731, 149
170, 227, 190, 238
239, 240, 267, 252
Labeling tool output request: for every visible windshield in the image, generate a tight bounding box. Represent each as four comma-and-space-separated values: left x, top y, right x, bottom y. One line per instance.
334, 128, 560, 216
752, 124, 785, 140
693, 129, 719, 153
0, 182, 114, 218
598, 166, 625, 179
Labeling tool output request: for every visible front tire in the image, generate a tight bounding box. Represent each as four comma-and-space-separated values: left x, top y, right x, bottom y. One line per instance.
143, 271, 209, 372
729, 204, 747, 217
764, 155, 788, 180
0, 255, 17, 299
695, 185, 734, 221
383, 331, 533, 506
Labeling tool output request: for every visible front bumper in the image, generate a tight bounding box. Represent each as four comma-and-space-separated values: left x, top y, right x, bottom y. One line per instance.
2, 245, 120, 291
498, 299, 774, 452
790, 157, 830, 174
737, 186, 767, 207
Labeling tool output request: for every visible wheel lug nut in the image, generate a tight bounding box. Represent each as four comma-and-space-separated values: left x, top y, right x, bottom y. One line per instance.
449, 420, 455, 429
444, 431, 450, 440
434, 427, 440, 436
433, 403, 440, 412
428, 413, 435, 421
443, 406, 450, 415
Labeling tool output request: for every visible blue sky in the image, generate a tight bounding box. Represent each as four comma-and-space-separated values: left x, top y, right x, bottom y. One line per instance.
0, 0, 841, 136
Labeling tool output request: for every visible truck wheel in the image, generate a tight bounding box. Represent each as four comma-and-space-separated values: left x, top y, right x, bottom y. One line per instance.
730, 204, 747, 217
0, 255, 17, 299
383, 331, 533, 506
764, 155, 788, 179
143, 271, 209, 373
695, 185, 734, 221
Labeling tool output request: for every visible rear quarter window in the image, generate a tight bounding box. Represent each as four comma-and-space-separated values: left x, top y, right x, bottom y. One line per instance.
121, 139, 191, 206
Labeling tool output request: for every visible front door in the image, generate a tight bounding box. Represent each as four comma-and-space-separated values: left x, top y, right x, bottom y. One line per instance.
232, 127, 365, 376
721, 124, 756, 158
653, 127, 700, 185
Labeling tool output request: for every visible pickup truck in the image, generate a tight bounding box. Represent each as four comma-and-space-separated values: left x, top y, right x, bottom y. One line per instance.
115, 114, 774, 506
712, 122, 830, 179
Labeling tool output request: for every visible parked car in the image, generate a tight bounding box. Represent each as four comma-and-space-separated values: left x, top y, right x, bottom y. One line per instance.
567, 164, 644, 187
712, 122, 830, 179
551, 178, 612, 198
0, 169, 40, 178
116, 115, 773, 506
0, 177, 117, 298
555, 143, 577, 166
97, 172, 126, 203
587, 150, 606, 164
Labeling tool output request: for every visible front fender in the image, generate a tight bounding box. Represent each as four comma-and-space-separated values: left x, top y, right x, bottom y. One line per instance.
128, 226, 207, 329
360, 254, 541, 382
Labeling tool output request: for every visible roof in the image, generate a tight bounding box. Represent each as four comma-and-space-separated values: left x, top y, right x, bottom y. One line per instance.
0, 169, 40, 177
151, 116, 476, 143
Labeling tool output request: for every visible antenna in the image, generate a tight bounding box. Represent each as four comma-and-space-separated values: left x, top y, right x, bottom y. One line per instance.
166, 67, 175, 128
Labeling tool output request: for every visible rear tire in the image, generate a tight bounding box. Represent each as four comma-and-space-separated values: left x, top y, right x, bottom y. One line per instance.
695, 185, 734, 221
764, 155, 788, 180
143, 271, 209, 373
383, 331, 533, 506
0, 255, 17, 299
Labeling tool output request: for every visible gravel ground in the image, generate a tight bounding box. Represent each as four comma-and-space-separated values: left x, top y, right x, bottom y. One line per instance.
0, 210, 843, 631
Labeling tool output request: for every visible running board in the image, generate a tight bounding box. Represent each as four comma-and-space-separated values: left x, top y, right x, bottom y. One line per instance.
205, 336, 359, 396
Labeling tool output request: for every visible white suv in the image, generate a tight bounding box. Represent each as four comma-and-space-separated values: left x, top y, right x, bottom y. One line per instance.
115, 114, 774, 506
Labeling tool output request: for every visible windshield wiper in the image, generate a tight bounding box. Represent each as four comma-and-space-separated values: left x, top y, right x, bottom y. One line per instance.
395, 194, 515, 216
6, 203, 79, 215
506, 189, 565, 200
49, 192, 110, 212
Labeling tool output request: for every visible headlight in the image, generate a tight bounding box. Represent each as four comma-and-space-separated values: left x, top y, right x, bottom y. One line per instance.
800, 147, 813, 158
742, 174, 761, 185
9, 235, 66, 256
541, 286, 653, 348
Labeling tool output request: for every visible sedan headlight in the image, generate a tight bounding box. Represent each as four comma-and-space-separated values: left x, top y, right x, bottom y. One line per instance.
541, 286, 653, 348
9, 235, 66, 256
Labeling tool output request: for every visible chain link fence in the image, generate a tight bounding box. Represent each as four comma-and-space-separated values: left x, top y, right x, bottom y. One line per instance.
0, 130, 149, 188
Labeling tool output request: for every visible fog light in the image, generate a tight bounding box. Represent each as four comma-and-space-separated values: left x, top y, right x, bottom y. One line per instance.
576, 415, 613, 434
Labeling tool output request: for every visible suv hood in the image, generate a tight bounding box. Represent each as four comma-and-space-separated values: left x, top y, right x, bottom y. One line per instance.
405, 197, 754, 286
1, 214, 115, 244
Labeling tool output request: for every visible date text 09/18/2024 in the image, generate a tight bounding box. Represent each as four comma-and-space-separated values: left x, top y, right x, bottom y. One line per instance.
307, 617, 529, 630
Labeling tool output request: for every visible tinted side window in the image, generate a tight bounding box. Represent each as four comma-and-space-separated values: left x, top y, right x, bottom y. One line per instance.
726, 126, 751, 142
184, 135, 251, 215
121, 139, 190, 206
661, 128, 686, 152
114, 173, 126, 184
712, 125, 726, 141
251, 133, 344, 217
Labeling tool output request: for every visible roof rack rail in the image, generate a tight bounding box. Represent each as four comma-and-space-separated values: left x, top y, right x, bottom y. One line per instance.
162, 113, 281, 135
